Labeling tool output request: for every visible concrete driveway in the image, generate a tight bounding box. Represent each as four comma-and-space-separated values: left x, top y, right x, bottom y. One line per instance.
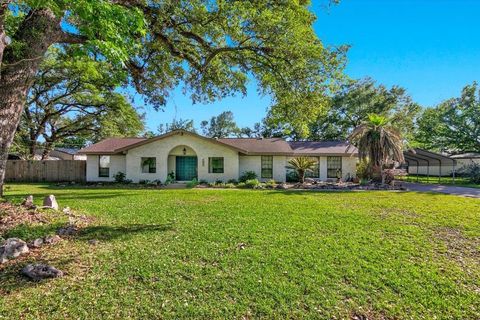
402, 182, 480, 198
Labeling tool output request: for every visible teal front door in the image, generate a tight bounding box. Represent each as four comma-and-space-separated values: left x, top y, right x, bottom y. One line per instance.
175, 156, 198, 181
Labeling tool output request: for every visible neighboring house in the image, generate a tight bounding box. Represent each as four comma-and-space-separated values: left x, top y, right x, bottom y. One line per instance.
450, 153, 480, 168
34, 148, 87, 160
78, 130, 358, 183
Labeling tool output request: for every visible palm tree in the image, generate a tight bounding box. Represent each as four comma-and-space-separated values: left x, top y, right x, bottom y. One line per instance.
287, 157, 318, 184
348, 114, 404, 184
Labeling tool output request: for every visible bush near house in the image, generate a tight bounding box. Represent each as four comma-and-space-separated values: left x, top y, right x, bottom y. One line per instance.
239, 171, 258, 183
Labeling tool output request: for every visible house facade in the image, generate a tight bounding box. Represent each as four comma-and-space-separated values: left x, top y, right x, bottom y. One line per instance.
79, 130, 358, 183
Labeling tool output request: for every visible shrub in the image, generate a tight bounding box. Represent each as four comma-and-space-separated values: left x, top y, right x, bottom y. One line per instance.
138, 179, 150, 185
286, 171, 299, 183
457, 163, 480, 184
264, 179, 277, 189
114, 172, 127, 183
215, 179, 223, 185
237, 182, 246, 188
239, 171, 257, 183
187, 178, 199, 188
208, 182, 216, 188
356, 160, 372, 180
244, 179, 260, 189
227, 179, 238, 184
224, 183, 236, 188
152, 179, 162, 186
199, 179, 209, 185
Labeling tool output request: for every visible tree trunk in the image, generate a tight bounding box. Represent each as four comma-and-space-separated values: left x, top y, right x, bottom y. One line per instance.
0, 9, 62, 197
41, 141, 54, 160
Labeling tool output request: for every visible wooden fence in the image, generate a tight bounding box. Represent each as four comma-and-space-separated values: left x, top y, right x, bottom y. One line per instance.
5, 160, 86, 183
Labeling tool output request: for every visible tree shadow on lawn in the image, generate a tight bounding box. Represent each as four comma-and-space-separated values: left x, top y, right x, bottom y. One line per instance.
76, 223, 174, 241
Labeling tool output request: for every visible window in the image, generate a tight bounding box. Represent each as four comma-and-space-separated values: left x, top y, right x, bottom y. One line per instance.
141, 157, 156, 173
305, 157, 320, 178
261, 156, 273, 179
98, 155, 110, 177
327, 156, 342, 178
209, 157, 224, 173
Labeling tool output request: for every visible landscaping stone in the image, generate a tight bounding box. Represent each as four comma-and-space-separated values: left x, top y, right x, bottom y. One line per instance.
57, 225, 78, 236
276, 183, 288, 190
88, 239, 99, 245
44, 235, 62, 245
30, 238, 44, 248
0, 238, 29, 264
21, 195, 35, 208
21, 264, 64, 281
43, 195, 59, 210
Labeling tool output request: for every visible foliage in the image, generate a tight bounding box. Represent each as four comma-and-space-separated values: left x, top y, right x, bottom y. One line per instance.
264, 179, 277, 189
414, 82, 480, 153
457, 163, 480, 184
356, 159, 372, 180
265, 78, 420, 140
113, 172, 127, 184
224, 183, 236, 188
244, 179, 260, 189
199, 179, 209, 185
286, 170, 300, 183
157, 119, 196, 135
310, 78, 420, 141
227, 179, 238, 184
186, 178, 199, 189
286, 157, 318, 183
239, 171, 258, 183
15, 48, 144, 158
2, 184, 480, 319
348, 114, 404, 183
165, 172, 176, 185
200, 111, 239, 138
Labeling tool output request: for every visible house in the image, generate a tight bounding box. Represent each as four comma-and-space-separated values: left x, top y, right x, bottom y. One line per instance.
34, 147, 87, 161
450, 153, 480, 168
78, 130, 358, 183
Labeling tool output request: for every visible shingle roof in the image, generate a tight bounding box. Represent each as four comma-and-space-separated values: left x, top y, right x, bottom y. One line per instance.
289, 141, 358, 156
78, 138, 147, 154
218, 138, 293, 154
78, 130, 357, 156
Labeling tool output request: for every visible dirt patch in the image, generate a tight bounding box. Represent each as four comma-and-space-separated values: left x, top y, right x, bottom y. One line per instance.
434, 227, 480, 263
0, 202, 52, 234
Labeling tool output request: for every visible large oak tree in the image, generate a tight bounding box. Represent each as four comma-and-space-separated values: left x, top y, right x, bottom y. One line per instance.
0, 0, 344, 196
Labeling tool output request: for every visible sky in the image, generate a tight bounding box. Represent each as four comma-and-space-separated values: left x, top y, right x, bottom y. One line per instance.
140, 0, 480, 132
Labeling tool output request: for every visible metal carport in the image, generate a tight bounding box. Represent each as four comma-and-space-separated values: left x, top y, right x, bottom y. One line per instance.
403, 148, 457, 183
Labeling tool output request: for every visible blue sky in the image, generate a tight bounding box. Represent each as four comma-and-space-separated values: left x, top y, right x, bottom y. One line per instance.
141, 0, 480, 132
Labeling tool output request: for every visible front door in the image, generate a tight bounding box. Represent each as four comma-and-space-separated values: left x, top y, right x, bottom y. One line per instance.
175, 156, 198, 181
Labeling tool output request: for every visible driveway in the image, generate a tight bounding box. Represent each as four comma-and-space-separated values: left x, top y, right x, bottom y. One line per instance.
402, 182, 480, 198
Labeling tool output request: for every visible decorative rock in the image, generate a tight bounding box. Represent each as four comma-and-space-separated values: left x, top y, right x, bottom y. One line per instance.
304, 178, 315, 184
57, 225, 78, 236
88, 239, 99, 245
21, 195, 35, 208
276, 183, 288, 190
0, 238, 29, 263
29, 238, 44, 248
43, 195, 59, 210
21, 263, 64, 281
44, 235, 62, 245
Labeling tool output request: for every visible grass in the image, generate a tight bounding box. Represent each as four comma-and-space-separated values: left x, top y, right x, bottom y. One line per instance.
401, 174, 480, 188
1, 184, 479, 319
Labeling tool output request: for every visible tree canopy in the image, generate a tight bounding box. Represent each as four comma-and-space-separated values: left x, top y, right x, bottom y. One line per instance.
0, 0, 345, 195
414, 82, 480, 153
14, 48, 144, 159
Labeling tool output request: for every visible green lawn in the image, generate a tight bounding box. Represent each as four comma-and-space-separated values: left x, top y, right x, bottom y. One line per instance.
1, 184, 479, 319
402, 174, 480, 188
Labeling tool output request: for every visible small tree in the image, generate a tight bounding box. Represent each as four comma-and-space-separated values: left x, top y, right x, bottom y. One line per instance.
287, 157, 318, 184
348, 114, 404, 184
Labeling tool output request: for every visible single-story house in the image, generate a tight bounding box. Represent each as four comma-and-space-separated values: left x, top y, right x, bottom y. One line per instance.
34, 147, 87, 161
450, 153, 480, 168
78, 130, 358, 183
